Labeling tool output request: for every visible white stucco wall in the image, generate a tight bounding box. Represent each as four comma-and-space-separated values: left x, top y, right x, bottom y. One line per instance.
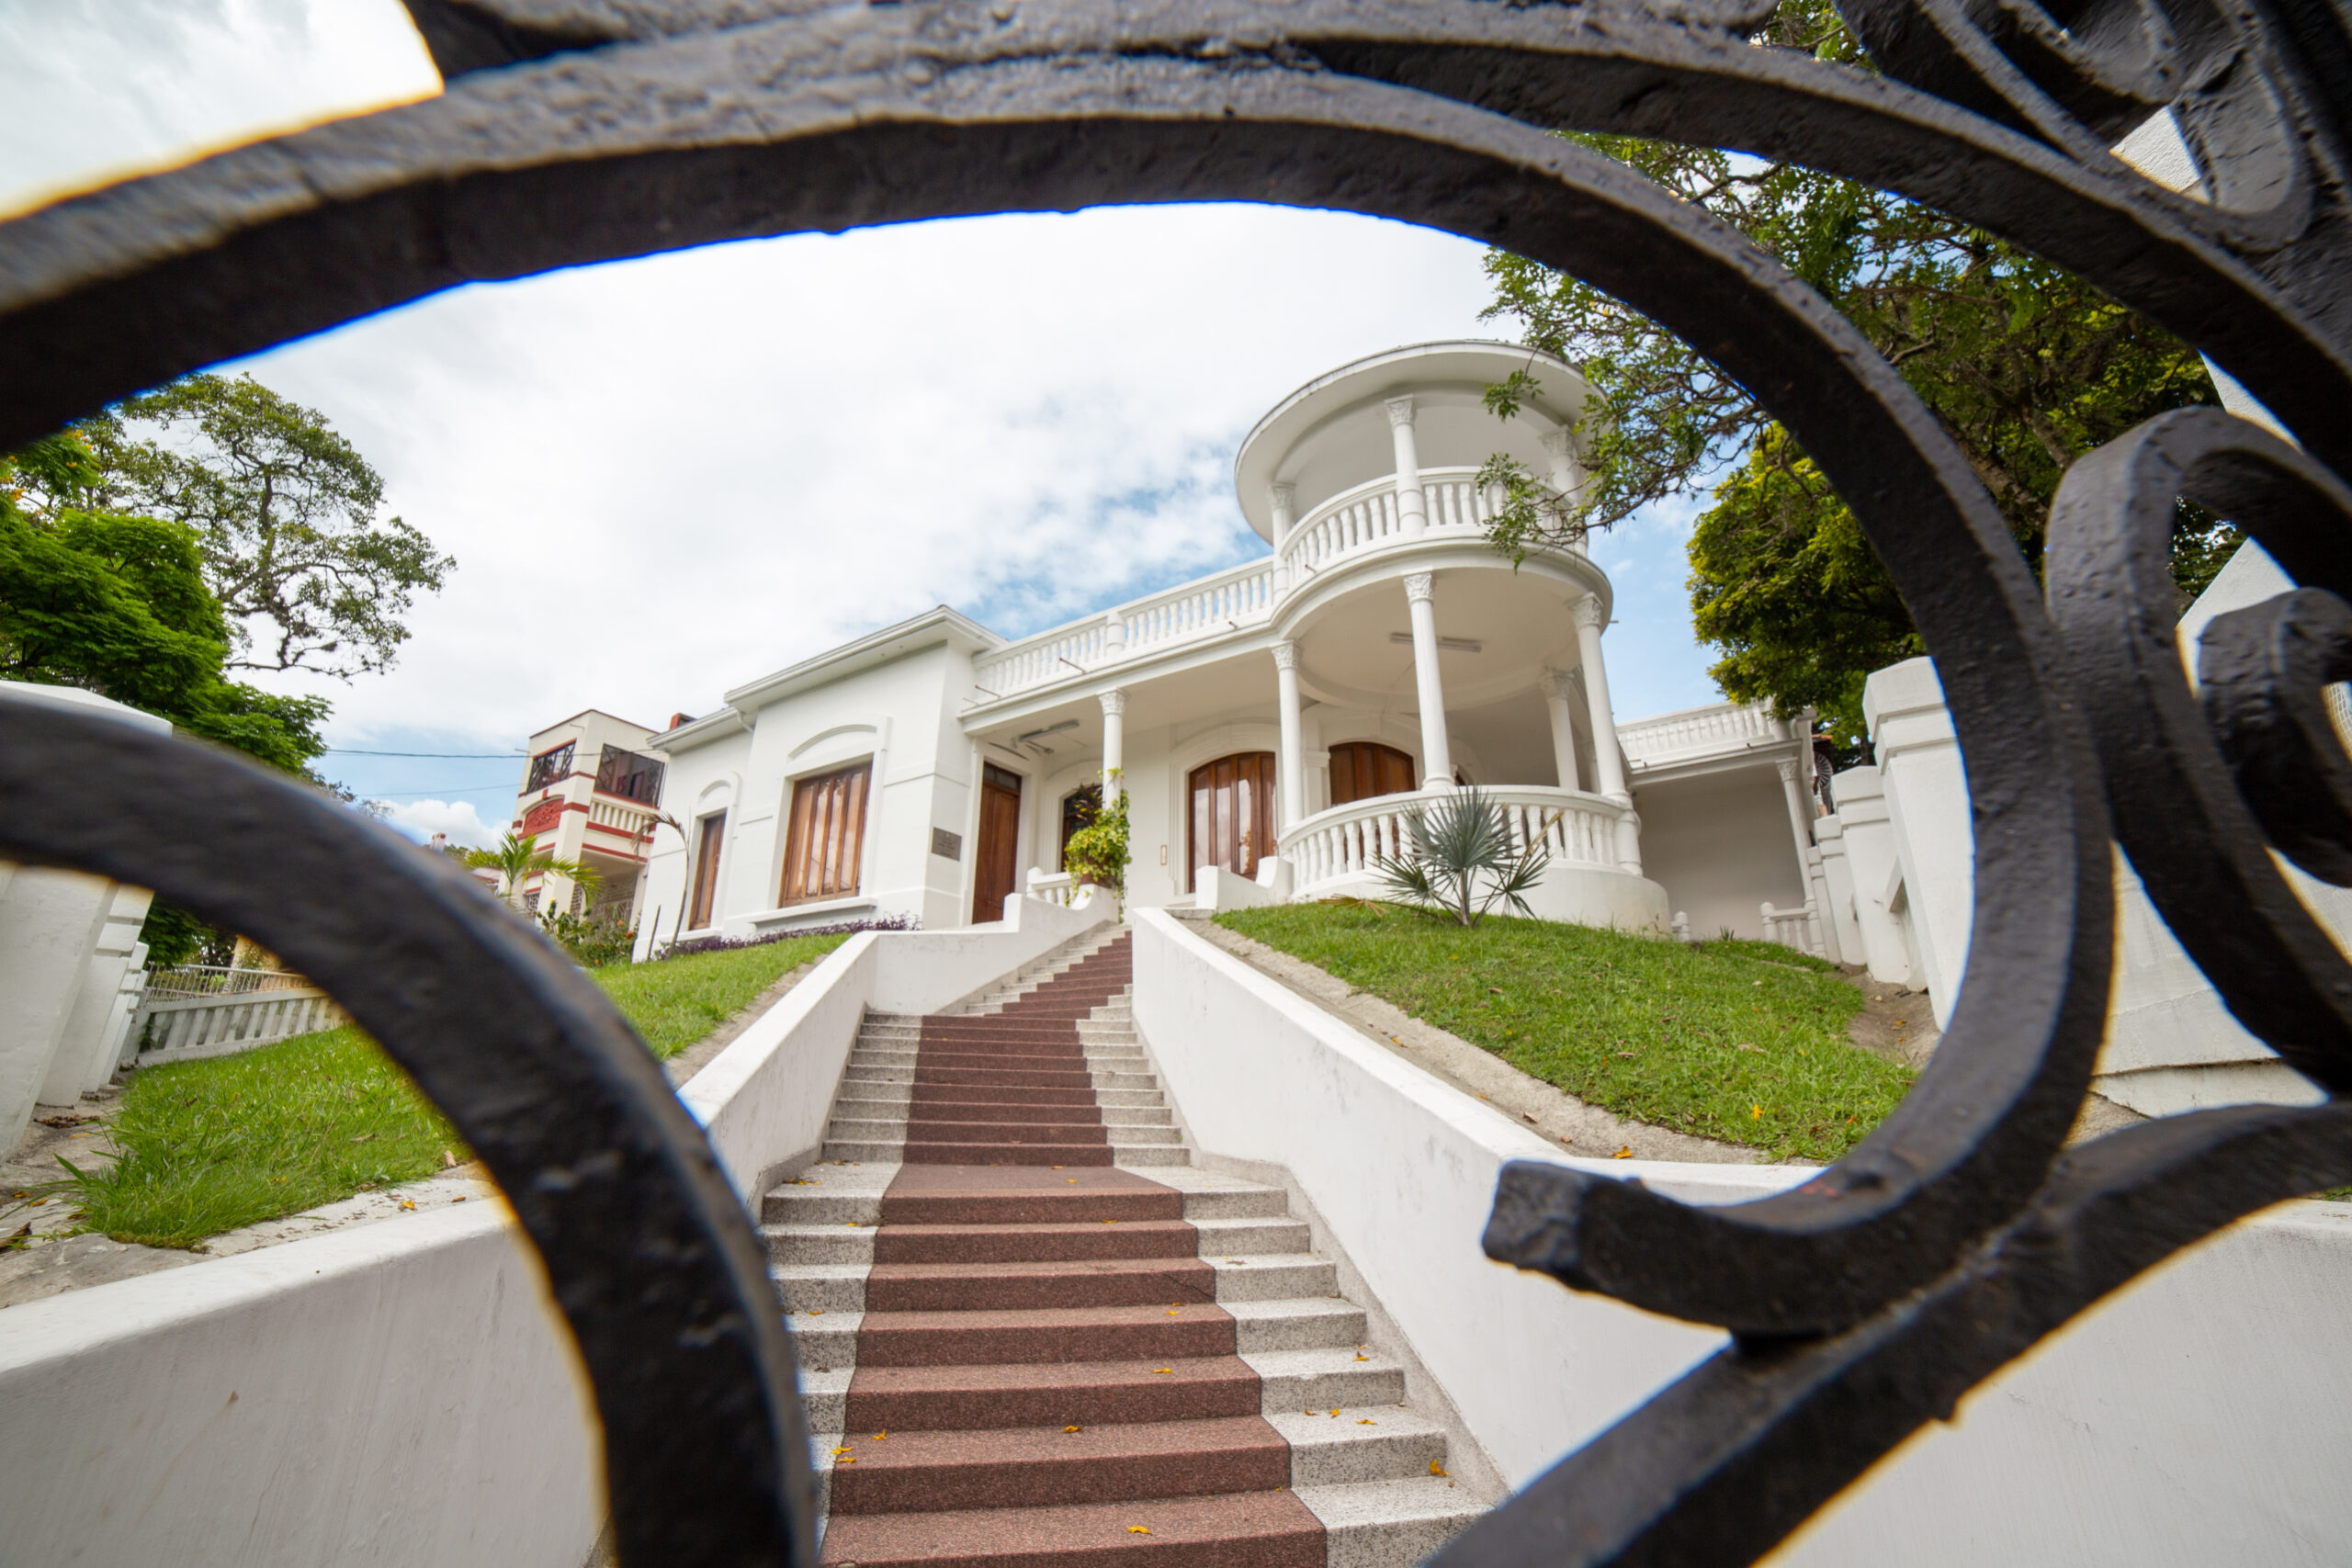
641, 634, 986, 945
1129, 908, 2352, 1565
1633, 766, 1806, 942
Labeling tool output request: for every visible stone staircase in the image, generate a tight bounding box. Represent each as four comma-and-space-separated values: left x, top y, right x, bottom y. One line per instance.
766, 929, 1487, 1568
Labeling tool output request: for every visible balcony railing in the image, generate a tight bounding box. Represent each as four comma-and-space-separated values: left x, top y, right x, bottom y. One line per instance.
967, 468, 1571, 705
1619, 700, 1788, 770
588, 795, 658, 842
1277, 466, 1498, 580
1277, 784, 1636, 897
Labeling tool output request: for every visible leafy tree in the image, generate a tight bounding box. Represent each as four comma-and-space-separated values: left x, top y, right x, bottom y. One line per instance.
14, 374, 454, 680
1478, 0, 2229, 745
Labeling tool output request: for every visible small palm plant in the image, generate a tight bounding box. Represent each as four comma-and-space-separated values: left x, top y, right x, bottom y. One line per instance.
463, 831, 602, 912
1374, 786, 1555, 927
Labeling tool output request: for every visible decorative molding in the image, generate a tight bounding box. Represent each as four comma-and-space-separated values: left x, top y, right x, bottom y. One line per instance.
1572, 593, 1605, 629
1384, 395, 1416, 428
1271, 640, 1299, 671
1098, 689, 1127, 717
1776, 757, 1801, 784
1402, 572, 1435, 604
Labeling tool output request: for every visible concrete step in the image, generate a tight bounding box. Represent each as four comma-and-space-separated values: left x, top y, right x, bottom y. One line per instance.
862, 1219, 1203, 1265
1110, 1145, 1193, 1168
1208, 1255, 1341, 1303
1268, 1406, 1450, 1486
1294, 1477, 1487, 1568
864, 1256, 1217, 1313
1224, 1298, 1370, 1352
1244, 1348, 1408, 1413
763, 1162, 897, 1224
1191, 1215, 1311, 1255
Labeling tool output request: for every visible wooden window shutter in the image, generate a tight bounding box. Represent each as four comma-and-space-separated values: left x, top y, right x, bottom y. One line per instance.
780, 763, 872, 905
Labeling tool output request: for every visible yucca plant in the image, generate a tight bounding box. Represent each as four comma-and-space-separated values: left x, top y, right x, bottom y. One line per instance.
1374, 786, 1555, 927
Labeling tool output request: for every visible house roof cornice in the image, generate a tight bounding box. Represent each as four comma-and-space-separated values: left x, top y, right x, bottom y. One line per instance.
658, 607, 1002, 755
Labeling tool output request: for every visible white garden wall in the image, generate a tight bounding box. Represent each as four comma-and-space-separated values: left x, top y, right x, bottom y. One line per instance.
1129, 908, 2352, 1564
0, 894, 1113, 1565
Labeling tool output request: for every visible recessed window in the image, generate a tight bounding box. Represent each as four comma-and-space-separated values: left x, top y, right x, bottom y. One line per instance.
688, 811, 726, 930
526, 741, 575, 793
594, 744, 665, 805
779, 762, 872, 906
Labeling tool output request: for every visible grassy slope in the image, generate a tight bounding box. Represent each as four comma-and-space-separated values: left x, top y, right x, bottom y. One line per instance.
1219, 903, 1908, 1162
71, 933, 850, 1248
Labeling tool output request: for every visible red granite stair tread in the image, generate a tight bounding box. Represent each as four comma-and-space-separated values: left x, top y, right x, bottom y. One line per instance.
865, 1257, 1215, 1311
916, 1054, 1095, 1070
826, 1416, 1290, 1512
902, 1142, 1117, 1167
910, 1087, 1102, 1107
881, 1166, 1182, 1224
845, 1356, 1261, 1429
912, 1070, 1100, 1088
903, 1122, 1111, 1144
854, 1303, 1235, 1366
817, 1490, 1323, 1568
893, 1102, 1106, 1126
876, 1221, 1197, 1264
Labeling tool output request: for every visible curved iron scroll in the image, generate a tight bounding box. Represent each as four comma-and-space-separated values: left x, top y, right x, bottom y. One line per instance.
1, 1, 2348, 1563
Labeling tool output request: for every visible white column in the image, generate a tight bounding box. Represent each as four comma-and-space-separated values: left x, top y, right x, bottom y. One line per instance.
1542, 426, 1588, 556
1573, 595, 1626, 801
1777, 756, 1843, 964
1403, 573, 1453, 786
1268, 483, 1295, 548
1272, 641, 1305, 831
1102, 609, 1127, 660
1386, 396, 1428, 536
1539, 670, 1583, 793
1866, 658, 1973, 1027
1099, 688, 1126, 801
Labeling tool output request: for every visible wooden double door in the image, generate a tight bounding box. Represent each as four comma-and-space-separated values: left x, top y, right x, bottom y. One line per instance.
971, 762, 1023, 923
1188, 751, 1277, 891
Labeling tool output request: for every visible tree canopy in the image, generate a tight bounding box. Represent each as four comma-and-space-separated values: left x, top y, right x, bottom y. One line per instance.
1479, 0, 2229, 747
11, 373, 454, 681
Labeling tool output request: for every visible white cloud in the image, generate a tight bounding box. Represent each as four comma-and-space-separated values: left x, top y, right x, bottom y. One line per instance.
1, 1, 1723, 757
379, 798, 500, 850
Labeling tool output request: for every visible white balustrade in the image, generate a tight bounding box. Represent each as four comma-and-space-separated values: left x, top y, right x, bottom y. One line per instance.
140, 964, 308, 1000
1278, 785, 1634, 897
1619, 701, 1785, 768
590, 796, 656, 838
1025, 869, 1079, 908
1760, 898, 1826, 958
966, 468, 1551, 707
130, 985, 345, 1060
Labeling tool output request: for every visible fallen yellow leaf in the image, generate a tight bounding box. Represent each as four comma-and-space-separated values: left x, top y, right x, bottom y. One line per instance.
1128, 1527, 1151, 1535
1329, 1408, 1339, 1417
1430, 1461, 1448, 1477
1357, 1419, 1375, 1426
1751, 1103, 1763, 1119
1611, 1146, 1633, 1159
810, 1309, 825, 1315
831, 1447, 852, 1456
873, 1432, 888, 1440
1066, 1425, 1082, 1433
1352, 1354, 1369, 1362
1153, 1368, 1173, 1374
398, 1200, 416, 1212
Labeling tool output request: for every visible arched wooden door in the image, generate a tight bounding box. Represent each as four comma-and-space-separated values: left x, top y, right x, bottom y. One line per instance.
1328, 741, 1417, 807
1187, 752, 1276, 892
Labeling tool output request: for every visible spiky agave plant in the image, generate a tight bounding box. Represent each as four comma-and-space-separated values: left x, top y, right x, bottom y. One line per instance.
1374, 786, 1555, 927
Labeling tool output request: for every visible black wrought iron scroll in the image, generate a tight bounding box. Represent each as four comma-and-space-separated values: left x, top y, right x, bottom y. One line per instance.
0, 1, 2347, 1564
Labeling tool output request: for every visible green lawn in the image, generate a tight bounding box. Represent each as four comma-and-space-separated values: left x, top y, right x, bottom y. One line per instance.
64, 933, 850, 1249
1218, 903, 1908, 1162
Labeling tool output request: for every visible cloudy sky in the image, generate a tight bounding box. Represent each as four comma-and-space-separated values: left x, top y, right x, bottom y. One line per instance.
2, 0, 1720, 847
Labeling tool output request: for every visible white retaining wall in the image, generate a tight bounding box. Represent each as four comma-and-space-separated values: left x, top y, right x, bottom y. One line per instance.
1128, 908, 2352, 1564
0, 891, 1113, 1566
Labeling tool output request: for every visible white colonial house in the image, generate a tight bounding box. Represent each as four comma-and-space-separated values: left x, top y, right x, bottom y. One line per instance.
626, 343, 1835, 955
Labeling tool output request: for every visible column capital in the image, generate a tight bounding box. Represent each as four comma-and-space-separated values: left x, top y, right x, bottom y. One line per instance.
1403, 571, 1436, 604
1099, 689, 1127, 717
1776, 756, 1801, 784
1540, 426, 1576, 461
1271, 639, 1299, 671
1538, 668, 1564, 698
1385, 395, 1417, 428
1572, 593, 1606, 630
1269, 481, 1295, 511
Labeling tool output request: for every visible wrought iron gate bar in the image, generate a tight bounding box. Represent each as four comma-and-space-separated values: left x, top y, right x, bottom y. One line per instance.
0, 2, 2346, 1564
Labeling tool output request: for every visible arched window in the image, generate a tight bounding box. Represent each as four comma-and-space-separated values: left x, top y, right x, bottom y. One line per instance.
1328, 741, 1416, 807
1188, 752, 1276, 891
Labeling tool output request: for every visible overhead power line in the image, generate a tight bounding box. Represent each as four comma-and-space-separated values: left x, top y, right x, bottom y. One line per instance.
326, 749, 524, 759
